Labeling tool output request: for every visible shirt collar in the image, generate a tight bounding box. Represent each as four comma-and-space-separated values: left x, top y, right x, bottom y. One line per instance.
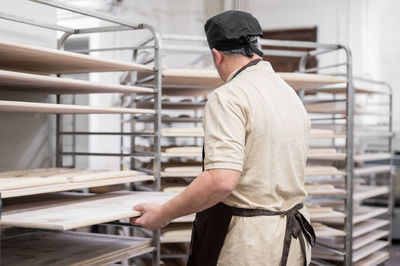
225, 60, 274, 83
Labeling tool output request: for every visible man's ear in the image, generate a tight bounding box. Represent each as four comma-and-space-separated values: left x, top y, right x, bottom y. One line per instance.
212, 48, 224, 66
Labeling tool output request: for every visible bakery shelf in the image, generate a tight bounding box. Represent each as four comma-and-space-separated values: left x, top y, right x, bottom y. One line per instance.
137, 101, 206, 110
0, 100, 155, 114
353, 185, 389, 201
1, 174, 153, 199
312, 240, 389, 263
2, 231, 153, 266
0, 39, 153, 74
354, 165, 392, 176
354, 250, 390, 266
0, 70, 153, 94
317, 230, 389, 250
149, 69, 345, 89
353, 219, 389, 238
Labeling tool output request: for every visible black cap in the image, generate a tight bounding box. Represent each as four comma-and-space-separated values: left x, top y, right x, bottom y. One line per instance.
204, 10, 264, 57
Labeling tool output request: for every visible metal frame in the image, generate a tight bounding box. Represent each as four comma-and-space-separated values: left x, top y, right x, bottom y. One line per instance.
149, 34, 394, 265
0, 4, 394, 265
0, 1, 163, 265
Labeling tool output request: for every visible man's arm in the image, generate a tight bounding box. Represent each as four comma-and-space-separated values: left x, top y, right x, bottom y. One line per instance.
130, 169, 240, 230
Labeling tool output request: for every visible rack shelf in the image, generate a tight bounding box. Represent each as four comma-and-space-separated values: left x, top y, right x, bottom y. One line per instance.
353, 219, 390, 238
313, 240, 389, 263
318, 230, 389, 250
1, 191, 174, 230
152, 69, 345, 89
0, 40, 153, 74
1, 175, 153, 198
0, 100, 155, 114
0, 70, 153, 94
2, 231, 153, 266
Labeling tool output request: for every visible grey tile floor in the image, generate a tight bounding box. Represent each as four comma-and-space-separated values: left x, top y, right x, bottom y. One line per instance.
387, 241, 400, 266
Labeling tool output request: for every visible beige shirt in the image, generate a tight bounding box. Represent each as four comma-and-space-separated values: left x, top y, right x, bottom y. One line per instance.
202, 60, 311, 265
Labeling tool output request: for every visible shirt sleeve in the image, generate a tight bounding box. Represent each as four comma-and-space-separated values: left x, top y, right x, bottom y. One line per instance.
202, 93, 248, 172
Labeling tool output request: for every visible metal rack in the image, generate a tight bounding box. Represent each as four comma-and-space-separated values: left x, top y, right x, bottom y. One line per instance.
0, 0, 163, 265
133, 34, 394, 265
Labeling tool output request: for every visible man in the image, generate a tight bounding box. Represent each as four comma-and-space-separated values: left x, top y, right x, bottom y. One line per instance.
131, 10, 315, 266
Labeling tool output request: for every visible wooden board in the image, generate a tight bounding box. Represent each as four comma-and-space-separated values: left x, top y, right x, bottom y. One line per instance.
354, 250, 390, 266
1, 191, 174, 230
306, 185, 346, 195
70, 170, 138, 183
162, 152, 202, 158
354, 153, 391, 162
305, 166, 345, 176
312, 241, 389, 262
137, 101, 206, 110
0, 70, 153, 94
353, 185, 389, 201
161, 223, 192, 243
309, 129, 335, 138
305, 86, 390, 95
313, 206, 388, 225
0, 176, 68, 190
308, 148, 337, 154
317, 230, 389, 250
0, 100, 155, 114
307, 152, 346, 161
159, 69, 345, 89
1, 175, 154, 198
314, 225, 345, 237
2, 231, 152, 266
172, 214, 195, 223
161, 127, 203, 137
354, 165, 392, 176
0, 40, 152, 74
353, 219, 389, 238
164, 166, 202, 173
0, 167, 71, 177
309, 210, 345, 221
305, 102, 387, 116
160, 128, 341, 138
165, 147, 202, 154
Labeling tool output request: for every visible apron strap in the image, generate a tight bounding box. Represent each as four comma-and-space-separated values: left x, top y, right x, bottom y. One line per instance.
280, 206, 316, 266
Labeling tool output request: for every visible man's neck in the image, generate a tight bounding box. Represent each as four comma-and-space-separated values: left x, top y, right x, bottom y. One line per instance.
224, 54, 261, 81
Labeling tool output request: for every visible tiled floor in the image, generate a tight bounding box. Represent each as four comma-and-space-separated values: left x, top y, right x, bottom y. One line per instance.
387, 241, 400, 266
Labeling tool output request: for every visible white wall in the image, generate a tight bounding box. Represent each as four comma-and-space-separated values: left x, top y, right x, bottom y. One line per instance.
56, 0, 399, 171
249, 0, 400, 150
0, 0, 57, 171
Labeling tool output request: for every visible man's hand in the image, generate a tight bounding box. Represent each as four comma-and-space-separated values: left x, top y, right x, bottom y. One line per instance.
130, 203, 171, 231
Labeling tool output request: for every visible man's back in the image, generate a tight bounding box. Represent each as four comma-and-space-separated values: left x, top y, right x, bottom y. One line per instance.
202, 60, 312, 265
203, 60, 310, 211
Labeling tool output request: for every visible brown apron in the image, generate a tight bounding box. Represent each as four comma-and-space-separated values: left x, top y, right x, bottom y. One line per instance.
187, 59, 316, 266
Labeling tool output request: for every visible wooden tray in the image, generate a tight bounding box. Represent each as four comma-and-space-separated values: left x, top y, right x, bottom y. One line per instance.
312, 240, 389, 262
0, 70, 152, 94
1, 175, 153, 198
1, 191, 174, 230
2, 231, 152, 266
0, 40, 152, 74
0, 100, 155, 114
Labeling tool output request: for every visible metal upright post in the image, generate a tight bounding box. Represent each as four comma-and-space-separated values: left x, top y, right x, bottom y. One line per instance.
387, 83, 394, 253
343, 46, 354, 266
152, 28, 162, 266
0, 192, 2, 266
56, 94, 63, 167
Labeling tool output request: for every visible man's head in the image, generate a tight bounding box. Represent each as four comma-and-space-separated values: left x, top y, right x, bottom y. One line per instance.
204, 10, 263, 81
